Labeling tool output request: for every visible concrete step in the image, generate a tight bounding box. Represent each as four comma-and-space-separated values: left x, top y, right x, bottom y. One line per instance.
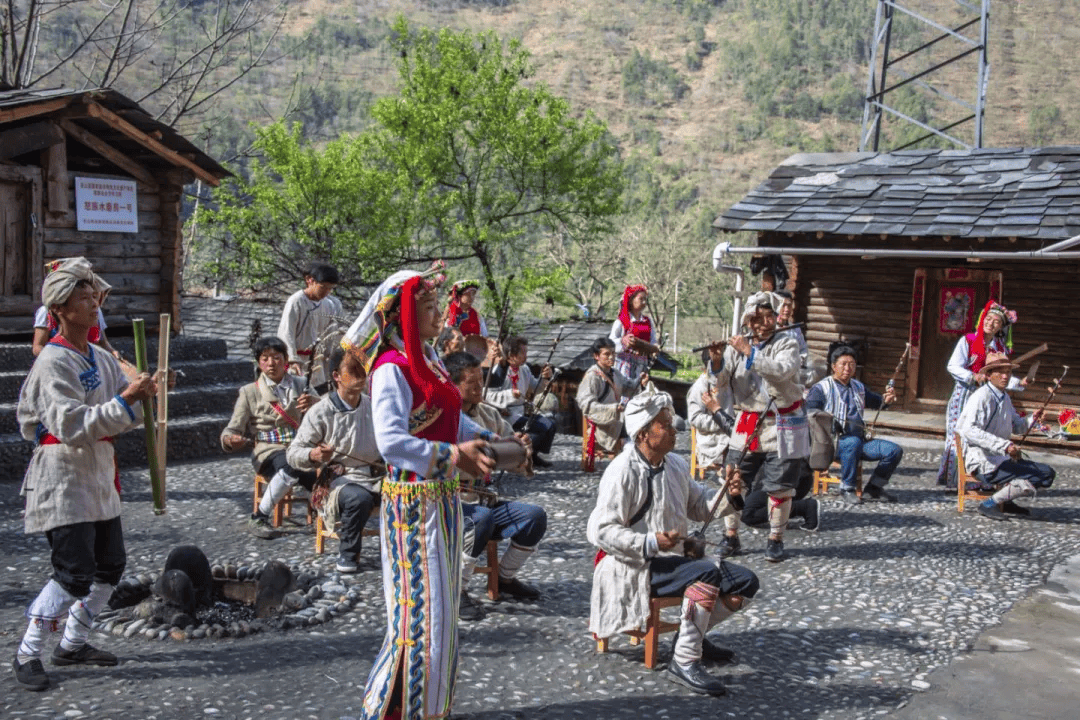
0, 357, 252, 397
0, 412, 232, 477
0, 382, 243, 435
0, 337, 229, 369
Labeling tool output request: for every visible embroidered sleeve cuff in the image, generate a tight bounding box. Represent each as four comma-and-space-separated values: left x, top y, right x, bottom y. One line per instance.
114, 394, 136, 421
425, 442, 459, 481
478, 429, 498, 443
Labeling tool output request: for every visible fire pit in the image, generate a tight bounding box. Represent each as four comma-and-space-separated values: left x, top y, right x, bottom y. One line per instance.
94, 546, 366, 641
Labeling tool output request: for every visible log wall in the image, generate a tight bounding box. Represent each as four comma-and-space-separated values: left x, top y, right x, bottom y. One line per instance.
791, 252, 1080, 414
0, 167, 183, 334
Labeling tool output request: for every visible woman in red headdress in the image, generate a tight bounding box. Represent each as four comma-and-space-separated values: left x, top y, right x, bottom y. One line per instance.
938, 300, 1024, 488
443, 280, 487, 337
609, 284, 659, 380
343, 269, 496, 720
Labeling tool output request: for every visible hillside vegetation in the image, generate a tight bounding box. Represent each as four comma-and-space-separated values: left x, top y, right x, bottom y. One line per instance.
20, 0, 1080, 338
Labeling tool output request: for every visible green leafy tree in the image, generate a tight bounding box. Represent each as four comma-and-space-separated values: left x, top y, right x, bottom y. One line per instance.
368, 17, 626, 322
195, 122, 421, 298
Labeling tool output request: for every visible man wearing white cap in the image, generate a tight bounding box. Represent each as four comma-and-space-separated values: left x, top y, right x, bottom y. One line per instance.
588, 385, 760, 696
14, 258, 157, 691
957, 352, 1055, 521
710, 291, 809, 563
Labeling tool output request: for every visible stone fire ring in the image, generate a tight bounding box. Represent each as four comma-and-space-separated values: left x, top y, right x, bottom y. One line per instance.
92, 562, 365, 642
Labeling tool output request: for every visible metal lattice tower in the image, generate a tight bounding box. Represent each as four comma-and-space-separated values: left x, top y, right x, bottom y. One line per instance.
859, 0, 990, 152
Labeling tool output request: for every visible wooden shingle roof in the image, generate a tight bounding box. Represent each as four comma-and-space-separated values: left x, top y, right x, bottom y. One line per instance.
714, 148, 1080, 241
492, 319, 612, 372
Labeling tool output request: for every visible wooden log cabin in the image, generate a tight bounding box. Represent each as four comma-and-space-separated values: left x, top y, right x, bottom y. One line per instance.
712, 149, 1080, 430
0, 88, 228, 336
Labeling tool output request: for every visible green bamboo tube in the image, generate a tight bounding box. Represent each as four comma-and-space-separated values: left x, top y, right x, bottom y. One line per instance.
132, 319, 166, 515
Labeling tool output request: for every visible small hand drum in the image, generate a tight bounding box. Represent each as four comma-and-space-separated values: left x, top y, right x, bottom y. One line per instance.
479, 439, 530, 471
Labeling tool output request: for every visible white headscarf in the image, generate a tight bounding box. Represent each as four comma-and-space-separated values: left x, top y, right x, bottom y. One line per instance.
340, 270, 421, 372
41, 257, 110, 309
741, 291, 782, 323
624, 382, 676, 439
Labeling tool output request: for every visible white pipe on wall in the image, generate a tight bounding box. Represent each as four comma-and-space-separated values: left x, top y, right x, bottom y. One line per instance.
712, 239, 1080, 261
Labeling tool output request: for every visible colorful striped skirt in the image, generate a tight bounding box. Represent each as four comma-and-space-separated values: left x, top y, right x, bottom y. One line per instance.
361, 472, 462, 720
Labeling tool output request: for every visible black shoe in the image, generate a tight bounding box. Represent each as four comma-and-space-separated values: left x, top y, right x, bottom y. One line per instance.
532, 455, 553, 469
801, 497, 821, 532
497, 576, 540, 600
765, 538, 785, 563
701, 636, 738, 665
13, 658, 49, 691
1002, 501, 1031, 516
839, 489, 862, 505
335, 552, 360, 574
717, 534, 741, 559
666, 660, 727, 696
246, 513, 280, 539
977, 501, 1009, 521
864, 484, 898, 503
459, 590, 486, 622
51, 643, 118, 667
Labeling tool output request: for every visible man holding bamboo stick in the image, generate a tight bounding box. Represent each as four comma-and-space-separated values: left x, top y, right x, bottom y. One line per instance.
14, 258, 157, 691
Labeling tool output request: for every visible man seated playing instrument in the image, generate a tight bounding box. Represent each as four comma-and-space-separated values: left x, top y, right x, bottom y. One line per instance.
806, 344, 903, 505
957, 352, 1054, 521
485, 336, 557, 468
222, 337, 318, 539
446, 351, 548, 619
287, 345, 383, 573
588, 386, 759, 697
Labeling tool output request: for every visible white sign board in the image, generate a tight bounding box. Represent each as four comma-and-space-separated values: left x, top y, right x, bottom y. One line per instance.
75, 177, 138, 233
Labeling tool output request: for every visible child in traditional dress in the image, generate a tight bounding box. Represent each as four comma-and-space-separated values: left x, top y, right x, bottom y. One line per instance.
343, 267, 495, 720
577, 337, 640, 472
14, 257, 157, 691
277, 262, 343, 393
221, 336, 318, 539
286, 345, 383, 573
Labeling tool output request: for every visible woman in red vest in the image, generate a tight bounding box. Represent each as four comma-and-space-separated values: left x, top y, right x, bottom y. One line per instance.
443, 280, 488, 337
609, 284, 659, 380
343, 267, 496, 720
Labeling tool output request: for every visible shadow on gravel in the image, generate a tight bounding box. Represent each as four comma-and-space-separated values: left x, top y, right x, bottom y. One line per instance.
462, 626, 918, 719
823, 512, 944, 531
797, 540, 1024, 561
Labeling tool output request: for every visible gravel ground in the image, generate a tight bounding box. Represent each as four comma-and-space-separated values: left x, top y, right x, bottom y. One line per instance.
2, 433, 1079, 720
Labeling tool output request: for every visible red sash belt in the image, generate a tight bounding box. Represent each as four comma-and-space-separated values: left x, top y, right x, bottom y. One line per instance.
297, 349, 313, 357
38, 433, 120, 493
735, 400, 803, 453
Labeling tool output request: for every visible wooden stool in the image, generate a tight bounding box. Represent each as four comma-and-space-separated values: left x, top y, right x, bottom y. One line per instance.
581, 413, 621, 472
813, 460, 862, 497
689, 427, 723, 480
314, 514, 380, 554
471, 539, 500, 601
596, 595, 682, 669
955, 432, 993, 513
254, 474, 313, 528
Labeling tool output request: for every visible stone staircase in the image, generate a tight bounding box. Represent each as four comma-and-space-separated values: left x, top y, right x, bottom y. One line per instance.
0, 337, 253, 478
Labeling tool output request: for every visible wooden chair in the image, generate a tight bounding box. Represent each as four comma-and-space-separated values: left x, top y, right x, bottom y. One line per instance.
595, 595, 682, 669
254, 474, 313, 528
314, 514, 380, 555
813, 460, 862, 497
471, 539, 501, 601
955, 432, 993, 513
689, 427, 723, 480
581, 413, 621, 472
